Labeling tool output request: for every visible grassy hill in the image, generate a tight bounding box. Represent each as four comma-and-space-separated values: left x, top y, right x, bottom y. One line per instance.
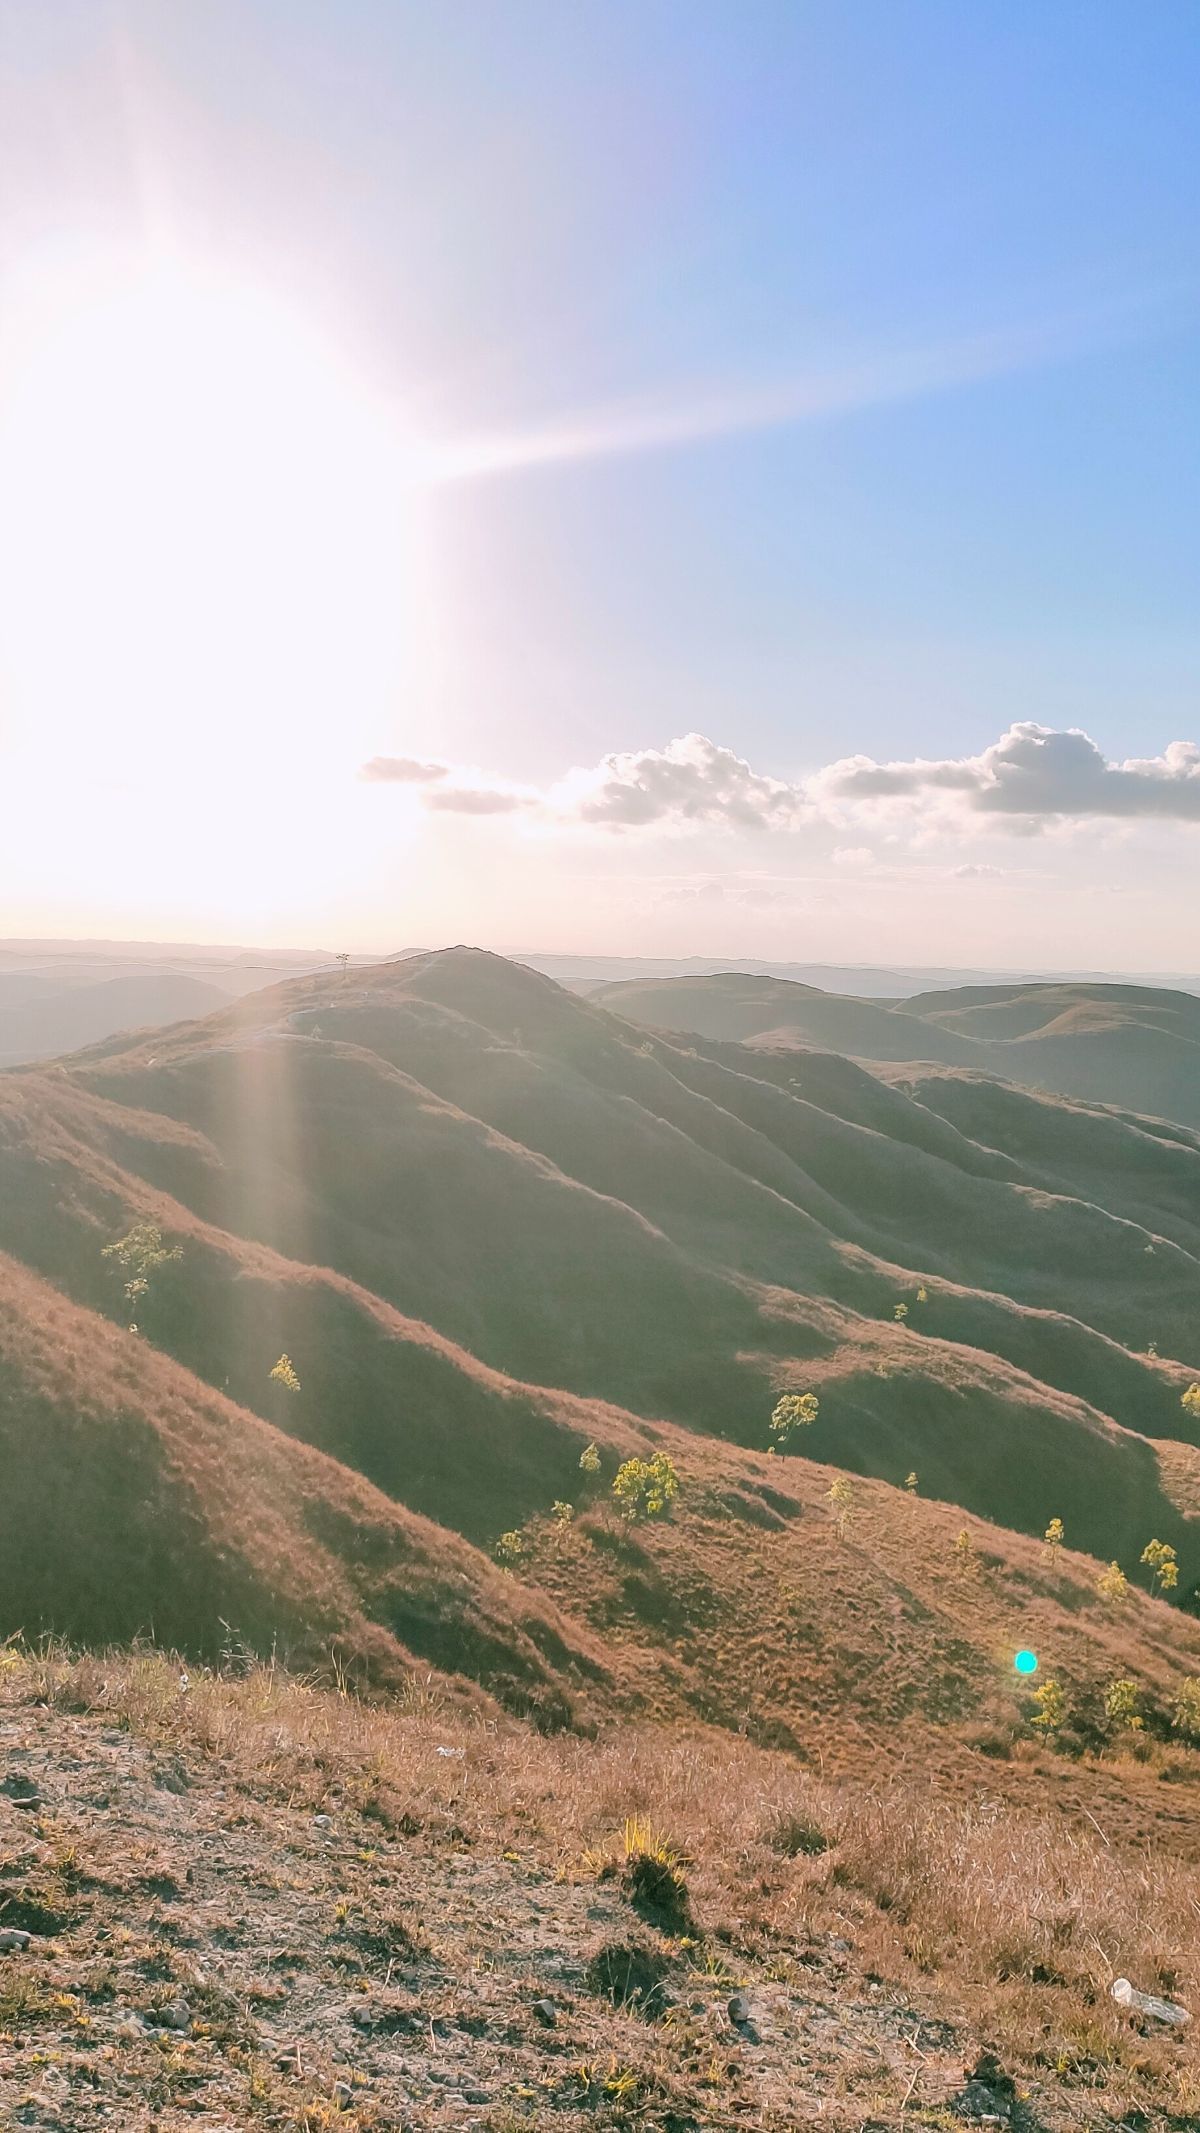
595, 970, 1200, 1127
0, 946, 1197, 1621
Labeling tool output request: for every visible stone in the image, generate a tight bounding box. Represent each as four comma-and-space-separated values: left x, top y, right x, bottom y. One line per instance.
157, 1999, 191, 2032
0, 1928, 32, 1951
531, 1998, 557, 2026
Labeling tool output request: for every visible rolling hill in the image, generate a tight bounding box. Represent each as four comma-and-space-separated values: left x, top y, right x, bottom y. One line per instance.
593, 971, 1200, 1128
0, 944, 1197, 1709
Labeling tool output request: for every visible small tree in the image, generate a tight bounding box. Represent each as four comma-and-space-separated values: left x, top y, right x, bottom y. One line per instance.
1097, 1560, 1129, 1606
1031, 1678, 1065, 1732
551, 1500, 574, 1526
1141, 1538, 1178, 1594
1170, 1677, 1200, 1742
269, 1354, 301, 1394
953, 1527, 975, 1572
1105, 1678, 1143, 1732
578, 1442, 601, 1475
1044, 1516, 1064, 1556
495, 1529, 526, 1568
893, 1302, 909, 1323
1182, 1384, 1200, 1421
915, 1286, 929, 1305
102, 1222, 181, 1329
826, 1475, 854, 1536
612, 1453, 679, 1522
770, 1392, 819, 1446
904, 1471, 918, 1494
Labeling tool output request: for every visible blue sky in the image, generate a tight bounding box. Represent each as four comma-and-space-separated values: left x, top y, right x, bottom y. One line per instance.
1, 3, 1198, 960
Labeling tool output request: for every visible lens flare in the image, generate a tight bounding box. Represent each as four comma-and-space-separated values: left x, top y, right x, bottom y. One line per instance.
1014, 1648, 1039, 1676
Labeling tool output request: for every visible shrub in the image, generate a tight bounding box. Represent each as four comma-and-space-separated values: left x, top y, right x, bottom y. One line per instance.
1031, 1678, 1065, 1732
579, 1442, 601, 1475
1044, 1516, 1064, 1553
612, 1454, 679, 1522
1097, 1560, 1129, 1605
1141, 1538, 1178, 1594
1170, 1677, 1200, 1742
769, 1392, 818, 1446
1182, 1384, 1200, 1421
268, 1354, 301, 1394
101, 1222, 182, 1328
494, 1530, 527, 1568
1105, 1678, 1143, 1732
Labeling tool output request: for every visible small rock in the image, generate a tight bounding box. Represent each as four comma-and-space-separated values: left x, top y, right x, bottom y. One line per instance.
313, 1813, 333, 1828
0, 1928, 32, 1951
531, 1997, 557, 2027
332, 2083, 354, 2109
1, 1774, 42, 1810
274, 2043, 305, 2073
157, 1999, 191, 2032
727, 1992, 754, 2027
462, 2090, 492, 2105
828, 1935, 851, 1953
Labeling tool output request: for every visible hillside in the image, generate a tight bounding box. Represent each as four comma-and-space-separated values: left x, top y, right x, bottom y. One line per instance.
594, 971, 1200, 1127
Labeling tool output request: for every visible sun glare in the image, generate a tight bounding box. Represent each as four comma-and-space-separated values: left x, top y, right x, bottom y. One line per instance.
0, 249, 418, 803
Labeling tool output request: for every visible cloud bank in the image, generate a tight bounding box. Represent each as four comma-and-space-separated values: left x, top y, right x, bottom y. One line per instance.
362, 722, 1200, 839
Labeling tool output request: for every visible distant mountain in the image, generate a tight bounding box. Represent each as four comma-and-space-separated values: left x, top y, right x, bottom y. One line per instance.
0, 973, 234, 1065
594, 972, 1200, 1128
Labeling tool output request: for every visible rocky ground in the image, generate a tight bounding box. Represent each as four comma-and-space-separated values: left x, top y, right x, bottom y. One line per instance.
0, 1658, 1191, 2131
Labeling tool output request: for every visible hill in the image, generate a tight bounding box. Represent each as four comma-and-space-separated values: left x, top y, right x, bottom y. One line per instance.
1, 947, 1199, 1595
0, 972, 233, 1066
593, 971, 1200, 1127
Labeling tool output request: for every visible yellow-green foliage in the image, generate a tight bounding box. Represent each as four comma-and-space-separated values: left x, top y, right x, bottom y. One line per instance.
1170, 1677, 1200, 1742
551, 1500, 574, 1525
904, 1471, 918, 1494
1031, 1678, 1065, 1731
953, 1527, 975, 1570
1097, 1560, 1129, 1605
1044, 1516, 1064, 1553
770, 1392, 819, 1445
269, 1353, 301, 1394
612, 1453, 679, 1522
1105, 1678, 1143, 1731
494, 1529, 526, 1567
1182, 1384, 1200, 1421
578, 1442, 601, 1474
893, 1301, 909, 1322
1141, 1538, 1178, 1593
101, 1223, 182, 1318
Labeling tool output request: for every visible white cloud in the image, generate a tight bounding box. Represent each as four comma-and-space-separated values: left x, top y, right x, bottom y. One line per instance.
563, 733, 807, 831
818, 723, 1200, 825
360, 756, 448, 783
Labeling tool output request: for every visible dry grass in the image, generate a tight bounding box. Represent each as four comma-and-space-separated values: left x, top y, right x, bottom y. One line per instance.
13, 1642, 1200, 2119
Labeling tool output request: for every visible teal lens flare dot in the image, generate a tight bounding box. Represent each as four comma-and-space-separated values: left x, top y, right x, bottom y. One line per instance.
1014, 1648, 1039, 1676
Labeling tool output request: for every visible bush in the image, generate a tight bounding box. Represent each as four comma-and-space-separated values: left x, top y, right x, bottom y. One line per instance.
612, 1455, 679, 1522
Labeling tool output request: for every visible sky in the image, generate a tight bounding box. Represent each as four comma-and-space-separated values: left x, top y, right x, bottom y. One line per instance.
1, 2, 1199, 966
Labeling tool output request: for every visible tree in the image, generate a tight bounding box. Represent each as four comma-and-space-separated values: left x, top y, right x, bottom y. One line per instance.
1031, 1678, 1065, 1732
1097, 1560, 1129, 1605
1141, 1538, 1179, 1594
578, 1442, 601, 1475
893, 1302, 909, 1323
952, 1528, 977, 1572
269, 1354, 301, 1394
904, 1471, 918, 1494
612, 1453, 679, 1522
1170, 1677, 1200, 1742
915, 1286, 929, 1305
770, 1393, 819, 1446
101, 1222, 181, 1330
1182, 1385, 1200, 1422
1105, 1678, 1143, 1732
1044, 1516, 1064, 1555
495, 1529, 526, 1568
551, 1500, 574, 1526
826, 1475, 854, 1535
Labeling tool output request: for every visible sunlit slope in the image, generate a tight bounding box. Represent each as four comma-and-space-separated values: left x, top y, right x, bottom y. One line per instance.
1, 948, 1199, 1581
598, 970, 1200, 1126
4, 1251, 1200, 1761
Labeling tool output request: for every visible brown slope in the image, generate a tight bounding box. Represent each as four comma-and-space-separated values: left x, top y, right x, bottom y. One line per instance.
0, 1253, 609, 1725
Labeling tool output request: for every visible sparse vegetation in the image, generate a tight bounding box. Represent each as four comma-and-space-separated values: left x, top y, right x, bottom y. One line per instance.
579, 1441, 601, 1475
268, 1352, 301, 1394
1141, 1536, 1178, 1594
101, 1222, 181, 1329
769, 1391, 819, 1445
1182, 1383, 1200, 1420
1105, 1677, 1143, 1732
611, 1454, 679, 1522
1030, 1677, 1065, 1731
1097, 1559, 1129, 1605
1044, 1515, 1064, 1554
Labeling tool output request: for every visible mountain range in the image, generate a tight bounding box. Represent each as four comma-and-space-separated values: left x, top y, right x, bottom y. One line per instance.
1, 947, 1199, 1748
